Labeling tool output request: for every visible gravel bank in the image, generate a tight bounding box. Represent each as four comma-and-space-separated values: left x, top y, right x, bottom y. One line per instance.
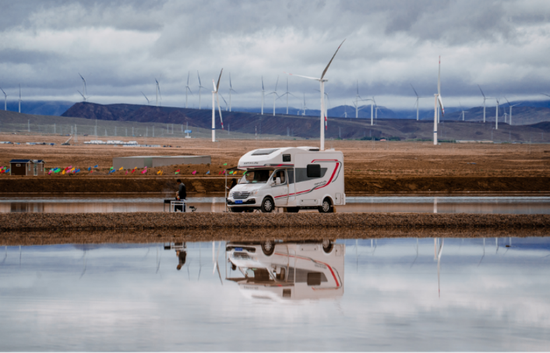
1, 212, 549, 233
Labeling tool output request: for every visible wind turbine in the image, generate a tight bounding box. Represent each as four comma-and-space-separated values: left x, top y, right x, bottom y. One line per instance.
155, 79, 161, 107
411, 84, 421, 121
260, 77, 265, 115
228, 73, 237, 112
77, 90, 86, 102
504, 97, 521, 126
185, 71, 193, 109
354, 80, 362, 118
478, 85, 492, 123
78, 73, 87, 102
495, 98, 500, 130
197, 71, 206, 110
0, 88, 6, 111
301, 92, 308, 116
279, 77, 295, 115
212, 241, 223, 285
211, 69, 224, 142
459, 101, 466, 121
286, 39, 345, 151
433, 56, 445, 145
141, 91, 149, 105
268, 76, 280, 116
18, 85, 21, 113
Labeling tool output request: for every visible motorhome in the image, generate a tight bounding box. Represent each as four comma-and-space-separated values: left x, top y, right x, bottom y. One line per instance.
226, 146, 345, 213
225, 240, 345, 302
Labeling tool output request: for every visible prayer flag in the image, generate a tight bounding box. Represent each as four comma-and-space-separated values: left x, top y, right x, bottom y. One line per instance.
125, 170, 128, 175
131, 169, 135, 174
223, 163, 227, 166
206, 171, 210, 175
110, 166, 114, 170
88, 167, 91, 171
192, 170, 196, 175
119, 167, 123, 171
62, 170, 65, 175
94, 165, 98, 168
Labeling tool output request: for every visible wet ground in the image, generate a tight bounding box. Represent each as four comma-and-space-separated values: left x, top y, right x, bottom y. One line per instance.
1, 236, 549, 351
2, 195, 550, 214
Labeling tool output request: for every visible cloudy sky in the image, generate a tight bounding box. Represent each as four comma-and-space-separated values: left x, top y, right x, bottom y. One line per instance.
1, 0, 549, 110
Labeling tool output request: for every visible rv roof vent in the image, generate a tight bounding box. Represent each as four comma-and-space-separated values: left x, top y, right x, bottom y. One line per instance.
308, 148, 319, 152
252, 148, 279, 156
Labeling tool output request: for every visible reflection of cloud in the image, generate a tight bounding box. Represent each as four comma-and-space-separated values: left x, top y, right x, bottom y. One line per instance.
0, 240, 549, 351
0, 1, 549, 108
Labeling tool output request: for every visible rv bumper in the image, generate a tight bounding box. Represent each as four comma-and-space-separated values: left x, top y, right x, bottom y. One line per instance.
226, 198, 257, 206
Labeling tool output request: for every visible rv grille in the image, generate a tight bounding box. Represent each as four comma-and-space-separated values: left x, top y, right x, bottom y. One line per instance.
233, 191, 251, 200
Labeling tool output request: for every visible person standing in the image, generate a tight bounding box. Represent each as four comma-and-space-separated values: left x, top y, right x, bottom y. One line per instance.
176, 179, 186, 212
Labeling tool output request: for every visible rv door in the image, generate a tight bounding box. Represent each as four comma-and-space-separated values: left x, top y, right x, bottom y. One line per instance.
271, 169, 290, 206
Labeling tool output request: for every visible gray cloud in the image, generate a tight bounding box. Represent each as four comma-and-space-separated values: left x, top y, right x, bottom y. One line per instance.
0, 0, 549, 110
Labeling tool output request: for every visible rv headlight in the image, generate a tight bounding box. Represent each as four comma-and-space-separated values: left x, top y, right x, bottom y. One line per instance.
250, 190, 258, 195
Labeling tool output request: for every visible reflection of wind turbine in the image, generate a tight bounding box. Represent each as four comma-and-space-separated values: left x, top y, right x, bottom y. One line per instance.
478, 238, 486, 266
410, 238, 419, 268
198, 244, 202, 281
286, 39, 345, 151
79, 249, 87, 279
433, 57, 445, 145
436, 238, 444, 297
228, 73, 237, 112
212, 241, 223, 285
185, 71, 193, 109
0, 88, 7, 110
141, 91, 149, 105
197, 71, 206, 110
211, 69, 224, 142
78, 73, 87, 102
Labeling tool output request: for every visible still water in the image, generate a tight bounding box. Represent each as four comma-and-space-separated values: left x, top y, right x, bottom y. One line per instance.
2, 196, 550, 214
1, 237, 549, 351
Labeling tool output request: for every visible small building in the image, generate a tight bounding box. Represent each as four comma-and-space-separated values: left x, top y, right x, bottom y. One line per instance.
113, 155, 211, 170
10, 159, 46, 176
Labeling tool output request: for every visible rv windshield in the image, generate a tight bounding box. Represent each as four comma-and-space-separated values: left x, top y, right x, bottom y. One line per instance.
241, 169, 273, 184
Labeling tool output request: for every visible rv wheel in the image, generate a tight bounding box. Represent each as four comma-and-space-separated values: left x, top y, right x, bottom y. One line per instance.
319, 198, 333, 213
322, 239, 334, 253
260, 197, 274, 213
261, 240, 275, 256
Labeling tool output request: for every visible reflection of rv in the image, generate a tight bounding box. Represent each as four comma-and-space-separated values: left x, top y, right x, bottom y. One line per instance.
226, 147, 345, 213
225, 241, 345, 301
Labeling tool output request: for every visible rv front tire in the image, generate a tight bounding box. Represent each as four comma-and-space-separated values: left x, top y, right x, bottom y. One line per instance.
260, 197, 274, 213
319, 198, 333, 213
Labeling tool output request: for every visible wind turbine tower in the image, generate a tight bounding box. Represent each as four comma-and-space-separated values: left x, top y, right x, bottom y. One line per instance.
495, 98, 500, 130
433, 57, 445, 145
18, 85, 21, 113
286, 40, 345, 151
355, 81, 362, 118
211, 69, 224, 142
260, 77, 265, 115
504, 97, 520, 126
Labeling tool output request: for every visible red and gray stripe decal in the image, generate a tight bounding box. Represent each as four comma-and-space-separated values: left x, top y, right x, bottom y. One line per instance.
274, 252, 341, 288
274, 160, 341, 199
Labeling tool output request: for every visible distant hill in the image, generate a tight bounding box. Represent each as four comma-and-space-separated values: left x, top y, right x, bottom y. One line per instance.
4, 100, 74, 116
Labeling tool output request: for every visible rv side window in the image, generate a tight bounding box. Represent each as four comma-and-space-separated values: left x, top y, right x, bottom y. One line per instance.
307, 164, 321, 178
282, 154, 291, 162
294, 167, 327, 183
307, 272, 322, 286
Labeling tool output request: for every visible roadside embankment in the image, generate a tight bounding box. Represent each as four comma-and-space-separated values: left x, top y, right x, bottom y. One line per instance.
1, 212, 549, 232
1, 176, 550, 194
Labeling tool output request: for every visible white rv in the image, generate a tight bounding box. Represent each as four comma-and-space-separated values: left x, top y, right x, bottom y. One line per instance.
226, 146, 345, 213
225, 241, 345, 302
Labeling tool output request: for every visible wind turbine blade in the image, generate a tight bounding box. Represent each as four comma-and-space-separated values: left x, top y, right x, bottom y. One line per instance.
0, 88, 6, 97
229, 72, 232, 89
217, 94, 224, 129
410, 83, 419, 97
284, 72, 319, 81
216, 68, 223, 92
187, 71, 190, 85
320, 39, 346, 80
212, 79, 217, 92
262, 76, 264, 91
438, 95, 445, 115
197, 71, 202, 86
478, 84, 486, 98
437, 56, 441, 96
